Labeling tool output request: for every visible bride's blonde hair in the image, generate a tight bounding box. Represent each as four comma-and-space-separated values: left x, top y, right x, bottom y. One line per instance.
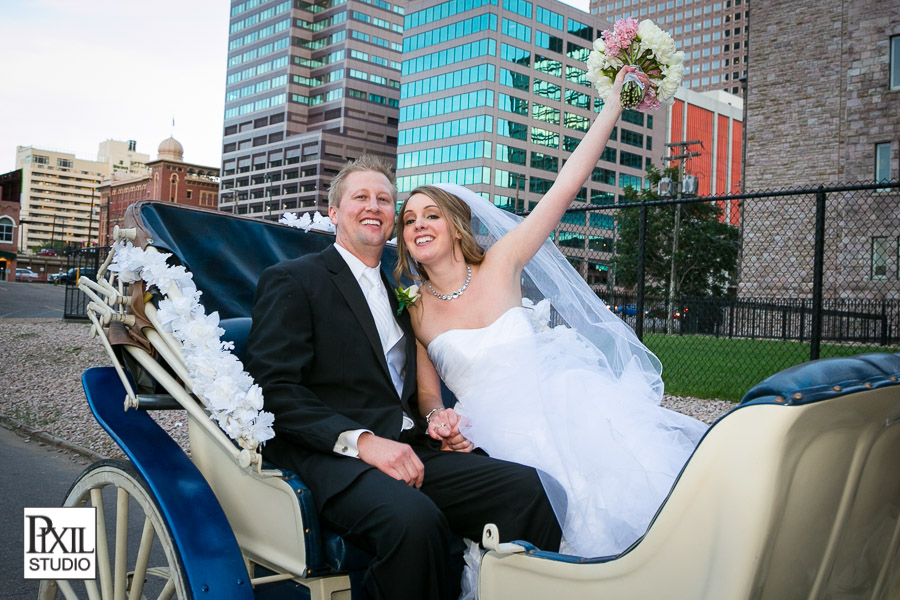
394, 185, 485, 284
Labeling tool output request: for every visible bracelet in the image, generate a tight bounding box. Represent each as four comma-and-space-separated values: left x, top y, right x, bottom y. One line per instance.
425, 407, 444, 424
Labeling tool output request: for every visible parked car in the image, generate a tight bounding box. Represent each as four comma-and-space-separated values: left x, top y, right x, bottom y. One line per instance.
37, 248, 57, 256
56, 267, 97, 285
15, 268, 40, 282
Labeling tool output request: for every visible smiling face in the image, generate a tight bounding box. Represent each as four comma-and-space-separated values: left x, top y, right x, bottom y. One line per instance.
329, 170, 396, 266
401, 192, 459, 267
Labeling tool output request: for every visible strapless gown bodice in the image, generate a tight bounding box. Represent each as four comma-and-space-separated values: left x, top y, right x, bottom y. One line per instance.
427, 305, 706, 559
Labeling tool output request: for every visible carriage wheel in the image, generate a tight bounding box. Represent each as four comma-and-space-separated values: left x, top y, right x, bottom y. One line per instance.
38, 459, 189, 600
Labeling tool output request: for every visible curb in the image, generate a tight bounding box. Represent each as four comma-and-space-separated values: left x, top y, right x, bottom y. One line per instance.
0, 413, 107, 463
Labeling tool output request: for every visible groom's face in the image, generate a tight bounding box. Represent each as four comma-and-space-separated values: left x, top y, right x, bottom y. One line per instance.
329, 170, 396, 265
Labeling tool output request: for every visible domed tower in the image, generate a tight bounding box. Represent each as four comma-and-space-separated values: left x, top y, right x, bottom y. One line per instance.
156, 136, 184, 162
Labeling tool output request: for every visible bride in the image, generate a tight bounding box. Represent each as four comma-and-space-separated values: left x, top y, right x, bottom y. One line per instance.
393, 65, 707, 568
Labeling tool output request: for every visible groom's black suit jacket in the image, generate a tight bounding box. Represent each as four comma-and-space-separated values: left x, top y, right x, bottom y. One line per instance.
245, 244, 432, 511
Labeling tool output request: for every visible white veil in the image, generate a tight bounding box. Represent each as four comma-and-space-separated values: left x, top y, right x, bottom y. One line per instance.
432, 183, 664, 399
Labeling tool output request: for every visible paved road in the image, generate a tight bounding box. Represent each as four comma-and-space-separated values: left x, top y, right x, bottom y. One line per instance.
0, 423, 90, 599
0, 281, 67, 319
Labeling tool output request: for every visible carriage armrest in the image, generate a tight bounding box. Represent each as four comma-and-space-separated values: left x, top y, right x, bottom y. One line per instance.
741, 352, 900, 406
82, 367, 253, 599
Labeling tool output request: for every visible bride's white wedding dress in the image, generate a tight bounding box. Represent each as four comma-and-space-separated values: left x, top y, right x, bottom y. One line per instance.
429, 305, 707, 595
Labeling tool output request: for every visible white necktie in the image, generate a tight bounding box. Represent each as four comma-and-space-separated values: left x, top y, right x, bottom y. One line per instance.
361, 268, 403, 353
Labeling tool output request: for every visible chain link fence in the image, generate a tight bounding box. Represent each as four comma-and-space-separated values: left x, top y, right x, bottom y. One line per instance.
553, 181, 900, 402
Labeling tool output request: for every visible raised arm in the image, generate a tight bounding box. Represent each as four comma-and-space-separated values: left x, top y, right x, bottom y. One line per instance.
490, 66, 632, 271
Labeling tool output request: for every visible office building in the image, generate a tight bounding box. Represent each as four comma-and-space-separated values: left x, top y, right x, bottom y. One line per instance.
741, 0, 900, 299
591, 0, 749, 97
14, 146, 109, 252
395, 0, 665, 288
218, 0, 405, 219
97, 139, 151, 177
667, 86, 742, 225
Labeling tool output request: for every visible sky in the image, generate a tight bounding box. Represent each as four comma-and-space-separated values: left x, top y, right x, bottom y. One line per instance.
0, 0, 588, 174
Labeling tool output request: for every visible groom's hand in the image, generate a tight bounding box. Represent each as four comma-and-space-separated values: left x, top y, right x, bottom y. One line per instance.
357, 433, 425, 488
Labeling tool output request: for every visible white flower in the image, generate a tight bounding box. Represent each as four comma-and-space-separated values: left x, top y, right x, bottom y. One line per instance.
108, 240, 276, 449
281, 211, 336, 233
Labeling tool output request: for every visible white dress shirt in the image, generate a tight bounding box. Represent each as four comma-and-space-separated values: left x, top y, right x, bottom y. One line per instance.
332, 243, 413, 458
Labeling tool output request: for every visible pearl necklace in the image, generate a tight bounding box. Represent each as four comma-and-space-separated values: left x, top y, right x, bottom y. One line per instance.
427, 264, 472, 301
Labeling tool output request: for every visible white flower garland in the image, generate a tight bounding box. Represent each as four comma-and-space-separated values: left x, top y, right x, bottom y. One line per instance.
108, 240, 275, 448
279, 211, 336, 233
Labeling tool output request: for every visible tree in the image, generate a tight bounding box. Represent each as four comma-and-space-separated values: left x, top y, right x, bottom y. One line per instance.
613, 164, 739, 299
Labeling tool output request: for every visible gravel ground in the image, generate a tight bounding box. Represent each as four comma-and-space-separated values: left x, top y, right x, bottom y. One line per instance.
0, 318, 735, 461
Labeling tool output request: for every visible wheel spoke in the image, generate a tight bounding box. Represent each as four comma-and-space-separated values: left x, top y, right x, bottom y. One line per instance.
85, 578, 101, 600
55, 580, 78, 600
129, 517, 156, 600
92, 488, 113, 600
155, 577, 176, 600
114, 487, 129, 600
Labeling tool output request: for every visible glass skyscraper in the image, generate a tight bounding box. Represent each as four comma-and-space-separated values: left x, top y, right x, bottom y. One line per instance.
395, 0, 664, 287
219, 0, 405, 219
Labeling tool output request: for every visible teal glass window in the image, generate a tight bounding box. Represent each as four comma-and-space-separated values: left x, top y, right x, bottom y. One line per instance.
566, 42, 590, 62
402, 38, 496, 76
501, 43, 531, 66
533, 79, 561, 100
498, 119, 528, 140
600, 146, 616, 163
401, 64, 495, 99
400, 89, 494, 122
500, 68, 530, 91
495, 169, 527, 191
397, 167, 491, 194
502, 18, 531, 43
531, 127, 559, 148
620, 129, 644, 148
498, 93, 528, 115
534, 55, 562, 77
403, 13, 497, 52
592, 167, 615, 185
530, 176, 554, 195
404, 0, 497, 31
532, 103, 560, 125
564, 89, 590, 109
398, 115, 493, 145
622, 110, 644, 126
619, 173, 643, 189
566, 66, 589, 88
503, 0, 532, 18
492, 195, 518, 212
496, 144, 527, 165
590, 213, 614, 228
531, 152, 558, 172
397, 141, 491, 169
535, 30, 563, 54
619, 150, 643, 169
536, 6, 563, 30
567, 18, 592, 41
561, 211, 586, 225
557, 231, 585, 248
564, 112, 590, 131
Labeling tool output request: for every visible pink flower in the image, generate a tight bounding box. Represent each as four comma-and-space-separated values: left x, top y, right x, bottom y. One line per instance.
614, 17, 640, 46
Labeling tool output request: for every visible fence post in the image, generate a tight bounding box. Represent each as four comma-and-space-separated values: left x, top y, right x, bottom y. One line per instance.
810, 186, 826, 361
635, 203, 647, 340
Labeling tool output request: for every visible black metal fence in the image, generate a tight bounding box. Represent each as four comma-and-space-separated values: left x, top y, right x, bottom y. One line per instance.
555, 181, 900, 402
63, 246, 110, 320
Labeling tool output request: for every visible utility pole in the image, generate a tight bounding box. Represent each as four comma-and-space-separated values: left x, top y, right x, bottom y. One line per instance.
662, 141, 702, 334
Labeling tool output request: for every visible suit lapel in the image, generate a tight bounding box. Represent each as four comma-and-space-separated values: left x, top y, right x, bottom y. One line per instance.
323, 246, 394, 386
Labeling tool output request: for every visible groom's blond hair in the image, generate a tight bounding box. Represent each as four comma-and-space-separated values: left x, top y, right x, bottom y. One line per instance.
328, 154, 397, 209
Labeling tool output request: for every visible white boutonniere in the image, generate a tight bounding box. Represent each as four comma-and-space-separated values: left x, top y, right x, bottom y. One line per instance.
394, 285, 420, 315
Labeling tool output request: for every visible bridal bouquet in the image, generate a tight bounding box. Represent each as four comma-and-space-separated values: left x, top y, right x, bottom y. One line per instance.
585, 17, 684, 111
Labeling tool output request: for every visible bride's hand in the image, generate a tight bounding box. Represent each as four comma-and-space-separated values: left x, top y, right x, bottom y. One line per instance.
428, 408, 475, 452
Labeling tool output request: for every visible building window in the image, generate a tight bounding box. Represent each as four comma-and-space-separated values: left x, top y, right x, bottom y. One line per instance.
876, 142, 892, 184
872, 236, 889, 280
892, 35, 900, 90
0, 216, 13, 244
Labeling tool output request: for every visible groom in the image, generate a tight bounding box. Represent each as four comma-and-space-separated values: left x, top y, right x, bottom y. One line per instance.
245, 155, 561, 600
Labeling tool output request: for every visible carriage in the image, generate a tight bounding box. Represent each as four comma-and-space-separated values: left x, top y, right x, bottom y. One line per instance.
41, 199, 900, 599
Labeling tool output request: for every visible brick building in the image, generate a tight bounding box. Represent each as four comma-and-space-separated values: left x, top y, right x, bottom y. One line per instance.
741, 0, 900, 299
98, 137, 219, 246
0, 169, 22, 281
